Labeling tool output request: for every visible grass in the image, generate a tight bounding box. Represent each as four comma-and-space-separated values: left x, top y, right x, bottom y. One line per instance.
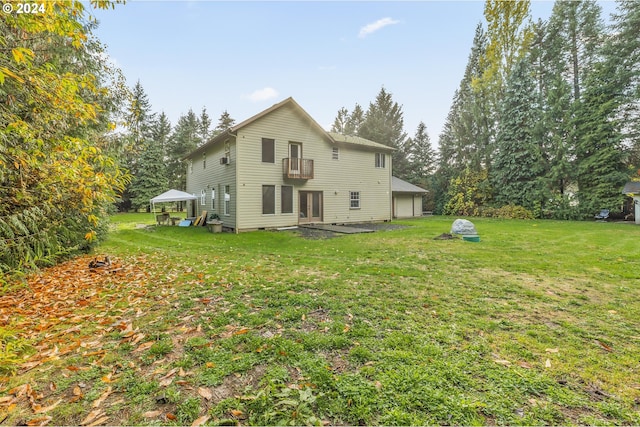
1, 213, 639, 425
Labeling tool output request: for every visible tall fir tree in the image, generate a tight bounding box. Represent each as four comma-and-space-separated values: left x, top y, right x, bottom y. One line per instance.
120, 81, 156, 211
167, 109, 201, 190
434, 23, 491, 213
491, 58, 546, 212
407, 122, 436, 185
199, 107, 212, 145
214, 110, 236, 136
345, 103, 364, 135
608, 0, 640, 171
359, 87, 410, 179
331, 107, 350, 133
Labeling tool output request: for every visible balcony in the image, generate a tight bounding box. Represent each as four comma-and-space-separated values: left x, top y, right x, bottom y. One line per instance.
283, 158, 314, 180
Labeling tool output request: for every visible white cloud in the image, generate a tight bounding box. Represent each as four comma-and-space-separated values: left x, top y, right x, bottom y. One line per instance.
246, 87, 279, 102
358, 17, 400, 39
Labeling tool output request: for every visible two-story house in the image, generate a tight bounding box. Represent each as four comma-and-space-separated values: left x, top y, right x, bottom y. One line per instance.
184, 97, 394, 232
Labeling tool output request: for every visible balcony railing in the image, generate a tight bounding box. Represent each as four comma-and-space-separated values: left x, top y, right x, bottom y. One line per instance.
283, 158, 314, 179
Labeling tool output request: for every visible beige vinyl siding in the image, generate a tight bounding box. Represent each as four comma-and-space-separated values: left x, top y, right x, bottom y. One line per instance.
235, 105, 392, 230
185, 137, 238, 229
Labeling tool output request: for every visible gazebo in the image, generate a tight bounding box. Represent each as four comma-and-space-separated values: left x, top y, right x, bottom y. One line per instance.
150, 189, 198, 224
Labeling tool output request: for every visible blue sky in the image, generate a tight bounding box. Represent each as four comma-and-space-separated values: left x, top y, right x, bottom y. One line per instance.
91, 1, 618, 143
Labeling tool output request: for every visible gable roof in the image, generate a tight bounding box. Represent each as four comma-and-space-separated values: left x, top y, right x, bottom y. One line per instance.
622, 181, 640, 195
184, 97, 392, 159
151, 189, 198, 203
328, 132, 394, 152
392, 176, 429, 193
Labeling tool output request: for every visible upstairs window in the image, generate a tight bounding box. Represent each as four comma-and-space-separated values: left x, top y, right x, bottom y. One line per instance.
332, 147, 340, 160
375, 153, 385, 168
262, 138, 275, 163
203, 152, 207, 169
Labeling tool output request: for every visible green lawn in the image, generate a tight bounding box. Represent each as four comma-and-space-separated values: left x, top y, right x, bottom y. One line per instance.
2, 214, 639, 425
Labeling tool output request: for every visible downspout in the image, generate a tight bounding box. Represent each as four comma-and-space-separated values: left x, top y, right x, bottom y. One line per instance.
232, 132, 239, 234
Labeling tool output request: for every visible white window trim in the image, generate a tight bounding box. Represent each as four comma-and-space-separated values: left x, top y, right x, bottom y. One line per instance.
224, 185, 230, 216
349, 191, 361, 209
211, 189, 215, 211
375, 153, 385, 168
281, 185, 294, 215
332, 147, 340, 160
200, 189, 206, 206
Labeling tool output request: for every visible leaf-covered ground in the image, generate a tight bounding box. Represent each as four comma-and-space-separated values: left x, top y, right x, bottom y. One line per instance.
1, 215, 639, 426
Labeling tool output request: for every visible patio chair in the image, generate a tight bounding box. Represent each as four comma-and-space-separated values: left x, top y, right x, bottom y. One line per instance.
594, 209, 609, 220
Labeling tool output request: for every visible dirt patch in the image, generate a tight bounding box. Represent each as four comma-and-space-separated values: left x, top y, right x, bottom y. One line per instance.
208, 365, 267, 402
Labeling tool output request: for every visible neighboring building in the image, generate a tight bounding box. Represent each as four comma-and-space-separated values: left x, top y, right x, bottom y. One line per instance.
391, 176, 429, 218
622, 181, 640, 224
184, 97, 394, 232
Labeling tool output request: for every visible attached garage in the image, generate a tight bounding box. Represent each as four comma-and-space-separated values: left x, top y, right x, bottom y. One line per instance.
392, 176, 428, 219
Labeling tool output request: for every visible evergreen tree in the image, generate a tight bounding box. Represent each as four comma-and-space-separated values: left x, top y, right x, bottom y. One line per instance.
572, 36, 628, 214
346, 103, 364, 135
408, 122, 436, 184
167, 109, 201, 190
608, 0, 640, 171
119, 81, 156, 211
214, 110, 236, 136
199, 107, 212, 144
129, 136, 168, 210
491, 58, 546, 212
547, 0, 604, 103
434, 24, 491, 212
359, 87, 410, 178
154, 112, 172, 161
331, 107, 350, 133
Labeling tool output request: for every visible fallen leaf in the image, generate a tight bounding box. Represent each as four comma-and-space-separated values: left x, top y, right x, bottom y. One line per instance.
517, 361, 532, 369
133, 341, 154, 353
91, 386, 112, 408
233, 328, 250, 336
73, 385, 83, 396
143, 410, 162, 418
494, 359, 511, 366
166, 413, 177, 420
34, 399, 62, 414
80, 409, 105, 425
191, 415, 210, 427
545, 348, 559, 353
26, 416, 52, 426
230, 409, 244, 417
545, 359, 552, 368
595, 340, 613, 352
159, 377, 173, 387
198, 387, 213, 401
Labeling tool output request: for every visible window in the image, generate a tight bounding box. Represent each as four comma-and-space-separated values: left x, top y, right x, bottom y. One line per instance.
281, 186, 293, 214
203, 152, 207, 169
262, 185, 275, 215
350, 191, 360, 209
375, 153, 385, 168
262, 138, 275, 163
224, 185, 230, 215
224, 141, 231, 159
211, 189, 215, 210
332, 147, 340, 160
189, 160, 193, 174
200, 189, 206, 206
